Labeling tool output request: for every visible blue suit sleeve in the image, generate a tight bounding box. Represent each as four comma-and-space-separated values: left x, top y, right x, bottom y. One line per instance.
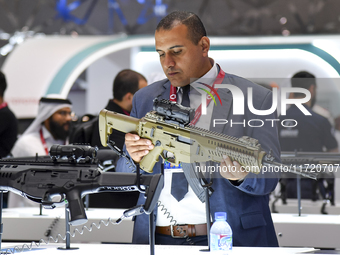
234, 89, 280, 195
115, 95, 139, 173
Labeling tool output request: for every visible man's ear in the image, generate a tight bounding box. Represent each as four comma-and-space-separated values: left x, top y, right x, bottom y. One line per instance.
310, 84, 316, 95
200, 36, 210, 56
124, 92, 134, 102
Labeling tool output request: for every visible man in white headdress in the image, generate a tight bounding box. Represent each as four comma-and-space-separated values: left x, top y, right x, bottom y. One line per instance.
11, 95, 72, 157
8, 95, 72, 207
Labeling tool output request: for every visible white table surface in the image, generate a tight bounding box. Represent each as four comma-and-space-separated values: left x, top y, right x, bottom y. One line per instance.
0, 243, 322, 255
1, 207, 133, 243
3, 208, 340, 250
272, 213, 340, 249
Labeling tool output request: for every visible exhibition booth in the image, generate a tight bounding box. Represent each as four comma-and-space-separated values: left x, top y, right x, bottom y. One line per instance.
2, 35, 340, 254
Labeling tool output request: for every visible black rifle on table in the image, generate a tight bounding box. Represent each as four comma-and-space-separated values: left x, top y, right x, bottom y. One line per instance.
272, 151, 340, 214
281, 151, 340, 167
0, 144, 163, 226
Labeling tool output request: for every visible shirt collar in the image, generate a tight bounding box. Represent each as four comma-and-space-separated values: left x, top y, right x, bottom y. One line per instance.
193, 58, 218, 86
177, 58, 218, 94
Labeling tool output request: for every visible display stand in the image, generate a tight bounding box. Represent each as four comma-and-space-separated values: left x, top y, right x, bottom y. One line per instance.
85, 195, 90, 211
201, 186, 211, 252
297, 175, 302, 216
0, 191, 4, 253
57, 204, 78, 250
33, 204, 47, 217
200, 174, 213, 252
0, 191, 9, 254
149, 212, 155, 255
107, 141, 160, 255
135, 163, 156, 255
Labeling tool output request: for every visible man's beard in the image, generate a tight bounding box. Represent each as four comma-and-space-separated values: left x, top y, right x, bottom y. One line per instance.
49, 118, 70, 141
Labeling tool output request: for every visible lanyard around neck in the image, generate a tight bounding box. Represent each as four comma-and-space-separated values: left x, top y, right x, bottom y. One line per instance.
0, 102, 7, 110
169, 67, 226, 125
39, 128, 49, 155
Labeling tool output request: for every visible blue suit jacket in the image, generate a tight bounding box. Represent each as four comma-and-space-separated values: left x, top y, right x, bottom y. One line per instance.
116, 70, 280, 247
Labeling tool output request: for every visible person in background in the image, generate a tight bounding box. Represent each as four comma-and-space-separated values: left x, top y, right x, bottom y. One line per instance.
101, 69, 147, 150
0, 71, 18, 158
11, 96, 72, 157
72, 69, 147, 151
9, 95, 72, 207
69, 69, 147, 209
334, 116, 340, 152
279, 71, 338, 203
0, 71, 18, 208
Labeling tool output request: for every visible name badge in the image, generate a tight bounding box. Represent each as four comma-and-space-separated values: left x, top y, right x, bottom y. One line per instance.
163, 161, 183, 173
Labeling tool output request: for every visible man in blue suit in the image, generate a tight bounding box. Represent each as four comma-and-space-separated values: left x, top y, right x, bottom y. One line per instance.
116, 11, 280, 247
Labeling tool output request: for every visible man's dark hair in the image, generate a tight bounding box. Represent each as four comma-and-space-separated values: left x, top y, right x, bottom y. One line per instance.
291, 71, 316, 98
113, 69, 147, 101
291, 71, 316, 90
156, 11, 206, 45
0, 71, 7, 98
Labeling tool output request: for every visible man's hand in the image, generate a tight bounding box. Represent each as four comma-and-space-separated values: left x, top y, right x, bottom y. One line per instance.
125, 133, 154, 163
220, 155, 249, 181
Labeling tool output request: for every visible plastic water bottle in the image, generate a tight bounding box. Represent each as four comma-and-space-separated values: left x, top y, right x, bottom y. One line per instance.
210, 212, 233, 254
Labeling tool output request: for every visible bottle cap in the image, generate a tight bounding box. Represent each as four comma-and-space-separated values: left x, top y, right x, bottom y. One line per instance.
215, 212, 227, 221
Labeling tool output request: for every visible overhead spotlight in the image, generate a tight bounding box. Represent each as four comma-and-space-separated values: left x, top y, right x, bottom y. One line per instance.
282, 29, 290, 36
280, 17, 287, 25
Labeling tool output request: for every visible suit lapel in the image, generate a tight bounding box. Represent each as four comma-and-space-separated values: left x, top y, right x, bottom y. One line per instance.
209, 78, 233, 133
159, 80, 171, 100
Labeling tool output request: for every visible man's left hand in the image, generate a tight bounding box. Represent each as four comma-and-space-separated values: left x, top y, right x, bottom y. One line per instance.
220, 155, 249, 181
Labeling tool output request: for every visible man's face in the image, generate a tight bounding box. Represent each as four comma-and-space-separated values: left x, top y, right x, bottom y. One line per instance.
155, 24, 209, 87
48, 107, 72, 141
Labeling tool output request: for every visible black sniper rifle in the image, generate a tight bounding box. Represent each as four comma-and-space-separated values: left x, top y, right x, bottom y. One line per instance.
281, 151, 340, 168
270, 151, 340, 214
0, 144, 164, 226
279, 151, 339, 213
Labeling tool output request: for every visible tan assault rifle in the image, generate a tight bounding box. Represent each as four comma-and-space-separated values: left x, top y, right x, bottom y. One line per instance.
98, 99, 317, 179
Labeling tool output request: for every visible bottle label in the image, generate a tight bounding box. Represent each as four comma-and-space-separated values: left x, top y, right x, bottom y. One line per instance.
210, 234, 232, 251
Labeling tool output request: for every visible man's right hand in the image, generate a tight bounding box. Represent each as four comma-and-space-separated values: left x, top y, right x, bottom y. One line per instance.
125, 133, 154, 163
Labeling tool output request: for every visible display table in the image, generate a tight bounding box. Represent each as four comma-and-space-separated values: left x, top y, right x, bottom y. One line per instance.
272, 213, 340, 249
0, 243, 323, 255
1, 207, 133, 243
3, 208, 340, 250
272, 198, 340, 215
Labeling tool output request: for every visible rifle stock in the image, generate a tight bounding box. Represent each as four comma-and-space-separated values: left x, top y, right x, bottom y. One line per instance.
99, 110, 140, 147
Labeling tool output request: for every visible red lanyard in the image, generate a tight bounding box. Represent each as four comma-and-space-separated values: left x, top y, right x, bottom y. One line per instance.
0, 102, 7, 110
122, 109, 130, 116
39, 128, 49, 155
169, 67, 226, 125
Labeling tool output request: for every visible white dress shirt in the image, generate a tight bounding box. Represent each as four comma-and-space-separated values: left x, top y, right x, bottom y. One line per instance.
156, 59, 218, 226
